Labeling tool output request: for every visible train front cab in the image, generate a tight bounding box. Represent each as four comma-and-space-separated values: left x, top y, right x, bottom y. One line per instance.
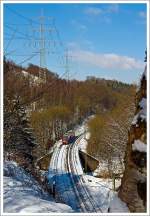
62, 130, 76, 145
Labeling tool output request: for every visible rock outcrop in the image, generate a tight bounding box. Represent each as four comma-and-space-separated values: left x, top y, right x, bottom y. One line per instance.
118, 53, 147, 212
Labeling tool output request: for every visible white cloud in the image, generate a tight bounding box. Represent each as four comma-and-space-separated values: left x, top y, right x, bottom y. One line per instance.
83, 40, 94, 50
67, 40, 94, 51
71, 49, 144, 70
67, 41, 80, 49
84, 4, 119, 24
79, 24, 87, 31
138, 11, 146, 18
84, 7, 102, 16
107, 4, 119, 13
71, 20, 87, 31
103, 17, 111, 24
84, 4, 119, 16
136, 11, 146, 25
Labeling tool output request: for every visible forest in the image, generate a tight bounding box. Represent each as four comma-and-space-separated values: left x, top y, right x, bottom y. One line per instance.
4, 57, 136, 173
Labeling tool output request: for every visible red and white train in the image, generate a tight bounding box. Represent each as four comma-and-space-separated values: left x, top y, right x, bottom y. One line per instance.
62, 130, 76, 145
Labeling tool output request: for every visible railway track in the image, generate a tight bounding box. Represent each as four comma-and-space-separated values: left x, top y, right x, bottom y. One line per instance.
49, 143, 81, 211
73, 136, 109, 211
50, 144, 70, 203
49, 143, 62, 173
58, 145, 81, 210
49, 135, 107, 212
67, 135, 103, 213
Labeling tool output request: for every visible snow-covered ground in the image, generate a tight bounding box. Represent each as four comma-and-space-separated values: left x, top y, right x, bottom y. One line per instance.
3, 161, 74, 213
81, 174, 129, 213
109, 192, 129, 213
3, 117, 129, 213
74, 116, 92, 153
47, 119, 129, 213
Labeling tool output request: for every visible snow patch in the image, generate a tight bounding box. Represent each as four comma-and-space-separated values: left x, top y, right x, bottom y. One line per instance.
78, 137, 88, 152
74, 117, 92, 153
132, 113, 139, 125
132, 139, 147, 152
109, 192, 129, 213
132, 97, 147, 125
132, 65, 147, 126
139, 97, 146, 118
3, 161, 74, 213
22, 70, 44, 85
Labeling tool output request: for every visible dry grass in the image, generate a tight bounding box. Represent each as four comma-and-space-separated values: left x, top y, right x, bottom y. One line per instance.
95, 170, 111, 179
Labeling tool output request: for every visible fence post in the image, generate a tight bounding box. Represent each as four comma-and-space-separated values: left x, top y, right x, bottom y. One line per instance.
113, 173, 116, 191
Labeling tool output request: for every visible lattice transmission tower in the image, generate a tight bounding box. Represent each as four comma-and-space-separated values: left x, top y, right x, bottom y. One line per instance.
30, 9, 56, 83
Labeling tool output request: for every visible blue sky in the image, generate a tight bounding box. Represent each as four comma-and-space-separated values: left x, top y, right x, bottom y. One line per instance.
3, 3, 147, 83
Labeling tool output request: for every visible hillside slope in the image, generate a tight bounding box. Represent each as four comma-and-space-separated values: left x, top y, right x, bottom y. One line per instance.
3, 161, 74, 213
118, 60, 147, 212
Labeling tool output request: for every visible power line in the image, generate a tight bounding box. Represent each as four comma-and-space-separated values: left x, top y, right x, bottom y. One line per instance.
4, 49, 17, 57
5, 5, 39, 25
17, 53, 38, 66
29, 9, 66, 83
5, 37, 31, 40
4, 16, 66, 81
5, 24, 35, 40
5, 22, 51, 26
20, 66, 71, 107
4, 22, 35, 26
53, 19, 64, 48
5, 24, 46, 41
63, 48, 74, 81
30, 9, 56, 82
6, 54, 37, 57
5, 28, 17, 52
52, 19, 66, 68
4, 7, 76, 87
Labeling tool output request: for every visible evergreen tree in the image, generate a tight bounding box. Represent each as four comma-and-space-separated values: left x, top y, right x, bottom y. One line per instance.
4, 96, 37, 171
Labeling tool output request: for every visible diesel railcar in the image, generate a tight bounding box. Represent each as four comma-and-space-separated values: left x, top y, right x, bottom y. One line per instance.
62, 130, 76, 145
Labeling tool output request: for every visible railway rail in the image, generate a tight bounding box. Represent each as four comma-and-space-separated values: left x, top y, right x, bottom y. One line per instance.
49, 142, 81, 211
68, 136, 103, 213
73, 136, 110, 211
49, 135, 106, 212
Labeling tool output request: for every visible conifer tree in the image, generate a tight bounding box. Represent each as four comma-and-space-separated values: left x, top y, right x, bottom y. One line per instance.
4, 96, 37, 171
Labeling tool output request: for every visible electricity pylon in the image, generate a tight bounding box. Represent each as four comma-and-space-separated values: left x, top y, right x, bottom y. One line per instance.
64, 48, 74, 81
30, 9, 55, 83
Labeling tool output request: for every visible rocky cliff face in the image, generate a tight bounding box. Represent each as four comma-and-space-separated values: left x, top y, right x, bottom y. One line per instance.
118, 58, 147, 212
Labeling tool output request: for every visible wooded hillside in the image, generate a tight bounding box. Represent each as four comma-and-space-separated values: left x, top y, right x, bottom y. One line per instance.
4, 58, 136, 166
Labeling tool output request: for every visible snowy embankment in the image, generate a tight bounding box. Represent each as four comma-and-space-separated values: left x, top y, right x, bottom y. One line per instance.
79, 174, 129, 213
75, 118, 129, 212
47, 117, 129, 213
74, 116, 92, 153
3, 161, 74, 213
